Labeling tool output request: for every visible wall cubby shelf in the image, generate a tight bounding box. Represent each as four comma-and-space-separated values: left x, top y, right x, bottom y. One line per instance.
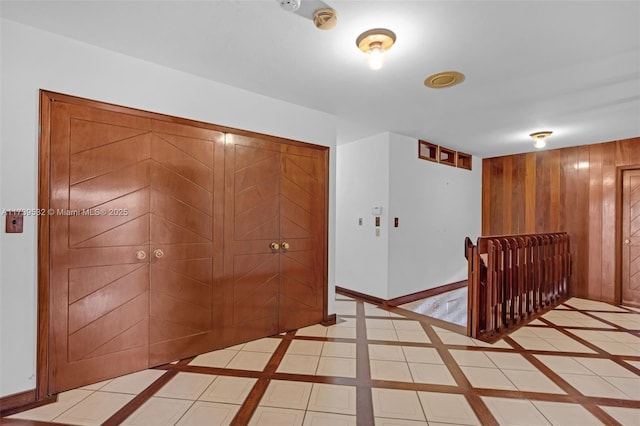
418, 140, 472, 171
418, 140, 438, 163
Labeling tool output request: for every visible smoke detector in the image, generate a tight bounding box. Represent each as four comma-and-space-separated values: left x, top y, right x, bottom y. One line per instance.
313, 8, 338, 30
278, 0, 300, 12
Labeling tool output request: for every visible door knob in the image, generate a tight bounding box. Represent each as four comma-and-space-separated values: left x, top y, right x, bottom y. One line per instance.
281, 242, 290, 250
154, 249, 164, 259
135, 250, 147, 260
625, 239, 631, 244
270, 242, 280, 250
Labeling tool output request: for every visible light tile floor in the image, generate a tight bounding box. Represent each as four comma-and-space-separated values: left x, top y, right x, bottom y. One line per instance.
5, 296, 640, 425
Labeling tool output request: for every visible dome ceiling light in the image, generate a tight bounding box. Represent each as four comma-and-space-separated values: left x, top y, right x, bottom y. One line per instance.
530, 131, 553, 148
356, 28, 396, 70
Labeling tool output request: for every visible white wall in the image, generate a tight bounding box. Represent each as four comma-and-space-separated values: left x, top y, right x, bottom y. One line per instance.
0, 19, 337, 397
387, 133, 482, 299
336, 133, 390, 299
336, 132, 482, 301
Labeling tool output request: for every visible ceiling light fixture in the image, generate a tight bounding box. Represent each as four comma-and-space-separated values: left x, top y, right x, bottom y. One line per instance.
530, 131, 552, 148
424, 71, 465, 89
356, 28, 396, 70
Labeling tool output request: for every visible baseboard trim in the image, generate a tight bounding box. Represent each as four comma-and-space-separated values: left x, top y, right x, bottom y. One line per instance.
321, 314, 337, 326
385, 280, 467, 307
336, 281, 467, 309
335, 286, 386, 306
0, 389, 56, 418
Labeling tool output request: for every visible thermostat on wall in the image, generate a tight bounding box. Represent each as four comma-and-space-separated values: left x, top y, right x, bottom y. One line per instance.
371, 206, 382, 216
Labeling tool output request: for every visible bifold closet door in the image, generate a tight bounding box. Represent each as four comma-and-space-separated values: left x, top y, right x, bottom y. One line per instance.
222, 133, 327, 347
278, 146, 326, 331
49, 102, 153, 393
148, 120, 223, 365
47, 98, 223, 394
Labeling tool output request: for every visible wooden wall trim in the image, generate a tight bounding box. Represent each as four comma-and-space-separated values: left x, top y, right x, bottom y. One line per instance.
36, 91, 52, 400
0, 389, 56, 417
336, 281, 467, 308
335, 286, 386, 306
385, 280, 467, 307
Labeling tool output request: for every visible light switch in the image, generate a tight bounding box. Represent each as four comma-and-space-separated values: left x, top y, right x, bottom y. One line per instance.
358, 218, 363, 226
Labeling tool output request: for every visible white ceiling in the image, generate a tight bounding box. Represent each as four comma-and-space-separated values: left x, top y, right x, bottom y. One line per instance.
2, 0, 639, 157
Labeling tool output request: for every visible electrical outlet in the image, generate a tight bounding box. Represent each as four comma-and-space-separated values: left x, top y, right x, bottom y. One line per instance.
358, 218, 363, 226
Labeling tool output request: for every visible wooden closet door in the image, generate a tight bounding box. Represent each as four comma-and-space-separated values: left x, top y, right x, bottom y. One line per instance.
49, 102, 153, 393
223, 134, 282, 346
279, 147, 326, 331
622, 169, 640, 306
48, 99, 224, 393
148, 120, 224, 365
222, 134, 327, 346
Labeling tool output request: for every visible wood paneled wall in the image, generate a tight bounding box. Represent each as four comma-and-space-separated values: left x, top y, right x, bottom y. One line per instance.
482, 137, 640, 302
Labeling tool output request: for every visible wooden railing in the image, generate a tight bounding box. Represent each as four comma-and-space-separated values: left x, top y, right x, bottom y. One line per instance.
466, 233, 571, 339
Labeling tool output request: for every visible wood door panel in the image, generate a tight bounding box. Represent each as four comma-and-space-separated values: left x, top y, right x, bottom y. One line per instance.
234, 151, 280, 188
49, 100, 152, 393
235, 180, 280, 213
150, 265, 212, 308
148, 128, 217, 365
233, 276, 279, 324
47, 94, 224, 393
630, 246, 640, 290
152, 134, 213, 191
148, 129, 217, 167
69, 188, 150, 247
234, 142, 280, 168
82, 319, 149, 360
69, 161, 150, 210
150, 318, 201, 342
223, 134, 327, 343
279, 150, 325, 331
281, 254, 316, 304
70, 117, 149, 154
67, 291, 149, 362
70, 134, 151, 184
69, 263, 145, 303
151, 190, 212, 240
281, 178, 312, 212
280, 198, 312, 238
157, 258, 213, 285
150, 214, 211, 244
233, 254, 280, 299
151, 162, 213, 216
73, 215, 150, 249
68, 264, 149, 334
235, 209, 279, 241
623, 170, 640, 305
54, 344, 149, 393
150, 119, 223, 143
223, 137, 281, 346
150, 291, 212, 332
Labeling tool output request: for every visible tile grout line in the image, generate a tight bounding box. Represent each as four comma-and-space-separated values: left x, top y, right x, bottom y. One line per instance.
355, 300, 375, 426
100, 369, 180, 426
535, 316, 640, 376
420, 319, 499, 426
229, 331, 295, 425
502, 335, 626, 425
